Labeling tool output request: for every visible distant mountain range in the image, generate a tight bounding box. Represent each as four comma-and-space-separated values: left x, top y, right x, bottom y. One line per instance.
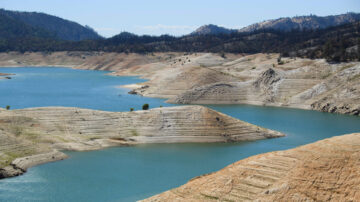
191, 13, 360, 35
0, 9, 359, 62
0, 9, 102, 41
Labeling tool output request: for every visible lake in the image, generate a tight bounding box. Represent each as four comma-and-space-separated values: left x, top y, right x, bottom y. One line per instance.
0, 67, 359, 202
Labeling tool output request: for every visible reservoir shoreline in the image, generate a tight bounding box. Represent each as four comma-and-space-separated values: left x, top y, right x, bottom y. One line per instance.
0, 55, 359, 201
0, 105, 284, 179
0, 51, 359, 116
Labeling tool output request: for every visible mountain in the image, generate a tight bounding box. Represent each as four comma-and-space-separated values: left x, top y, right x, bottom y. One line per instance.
0, 11, 55, 40
0, 9, 102, 41
238, 12, 360, 32
0, 9, 359, 62
102, 21, 360, 62
191, 24, 236, 35
191, 13, 360, 35
1, 21, 360, 62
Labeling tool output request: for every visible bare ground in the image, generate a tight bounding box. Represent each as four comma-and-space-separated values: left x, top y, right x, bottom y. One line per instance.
143, 133, 360, 202
0, 106, 283, 179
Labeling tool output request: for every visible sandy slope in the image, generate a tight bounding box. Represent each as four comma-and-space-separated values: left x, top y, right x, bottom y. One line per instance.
0, 51, 358, 115
143, 133, 360, 201
0, 105, 283, 179
115, 53, 360, 115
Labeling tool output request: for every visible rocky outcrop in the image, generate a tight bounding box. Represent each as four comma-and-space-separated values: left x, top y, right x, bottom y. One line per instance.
143, 133, 360, 201
0, 151, 67, 179
0, 105, 284, 179
308, 65, 360, 115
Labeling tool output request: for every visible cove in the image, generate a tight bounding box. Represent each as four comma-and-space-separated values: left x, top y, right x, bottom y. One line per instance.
0, 67, 360, 202
0, 67, 173, 111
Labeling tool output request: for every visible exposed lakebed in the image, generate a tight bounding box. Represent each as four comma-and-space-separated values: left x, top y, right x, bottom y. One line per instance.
0, 67, 360, 201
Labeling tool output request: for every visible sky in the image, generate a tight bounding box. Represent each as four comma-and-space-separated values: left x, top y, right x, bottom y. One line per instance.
1, 0, 360, 37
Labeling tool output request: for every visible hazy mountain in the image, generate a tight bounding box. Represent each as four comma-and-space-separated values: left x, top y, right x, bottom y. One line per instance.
191, 24, 236, 35
238, 13, 360, 32
0, 9, 102, 41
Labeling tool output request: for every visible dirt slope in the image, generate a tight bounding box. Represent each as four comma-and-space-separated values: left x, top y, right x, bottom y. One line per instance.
143, 133, 360, 201
0, 105, 284, 179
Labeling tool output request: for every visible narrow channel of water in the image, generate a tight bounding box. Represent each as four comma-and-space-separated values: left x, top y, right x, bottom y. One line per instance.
0, 67, 359, 202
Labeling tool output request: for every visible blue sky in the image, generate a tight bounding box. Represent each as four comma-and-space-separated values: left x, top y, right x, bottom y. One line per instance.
1, 0, 359, 37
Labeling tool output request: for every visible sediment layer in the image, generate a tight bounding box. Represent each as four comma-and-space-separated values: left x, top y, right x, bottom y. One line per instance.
0, 105, 283, 179
116, 53, 360, 116
143, 133, 360, 201
0, 52, 358, 115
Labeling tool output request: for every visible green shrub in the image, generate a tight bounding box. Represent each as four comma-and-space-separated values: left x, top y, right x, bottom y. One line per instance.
277, 56, 284, 65
142, 104, 149, 110
220, 52, 226, 58
6, 105, 10, 110
130, 108, 134, 112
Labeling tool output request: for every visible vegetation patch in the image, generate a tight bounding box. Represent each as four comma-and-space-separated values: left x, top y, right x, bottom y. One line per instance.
130, 129, 139, 136
200, 193, 219, 200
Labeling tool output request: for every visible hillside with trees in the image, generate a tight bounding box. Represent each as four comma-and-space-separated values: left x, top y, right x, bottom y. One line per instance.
0, 9, 359, 62
0, 9, 102, 41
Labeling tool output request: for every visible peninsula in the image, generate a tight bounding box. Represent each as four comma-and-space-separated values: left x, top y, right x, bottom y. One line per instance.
0, 105, 283, 179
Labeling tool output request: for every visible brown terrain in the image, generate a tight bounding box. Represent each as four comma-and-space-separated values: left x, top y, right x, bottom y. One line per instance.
0, 51, 182, 71
0, 105, 283, 179
1, 51, 357, 115
143, 133, 360, 202
0, 51, 359, 200
116, 53, 360, 116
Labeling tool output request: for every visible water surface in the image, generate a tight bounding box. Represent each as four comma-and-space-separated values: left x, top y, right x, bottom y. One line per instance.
0, 67, 359, 202
0, 67, 173, 111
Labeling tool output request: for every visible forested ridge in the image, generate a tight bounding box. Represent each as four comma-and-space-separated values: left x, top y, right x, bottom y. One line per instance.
0, 8, 359, 62
0, 9, 101, 41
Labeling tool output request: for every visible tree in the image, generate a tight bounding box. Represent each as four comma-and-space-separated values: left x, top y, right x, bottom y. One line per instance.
142, 104, 149, 110
6, 105, 10, 110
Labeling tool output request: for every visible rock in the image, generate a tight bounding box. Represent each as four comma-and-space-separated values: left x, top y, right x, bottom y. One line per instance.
0, 165, 24, 179
253, 68, 281, 88
128, 90, 137, 95
142, 133, 360, 201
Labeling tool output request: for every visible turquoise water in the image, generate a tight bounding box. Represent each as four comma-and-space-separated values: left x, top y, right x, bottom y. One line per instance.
0, 67, 173, 111
0, 67, 359, 202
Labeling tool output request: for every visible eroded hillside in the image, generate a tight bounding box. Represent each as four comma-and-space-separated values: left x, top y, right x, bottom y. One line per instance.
143, 133, 360, 201
0, 105, 283, 179
0, 52, 359, 115
116, 53, 360, 115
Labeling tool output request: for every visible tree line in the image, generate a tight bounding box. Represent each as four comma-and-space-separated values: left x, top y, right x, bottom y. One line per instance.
0, 21, 359, 62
